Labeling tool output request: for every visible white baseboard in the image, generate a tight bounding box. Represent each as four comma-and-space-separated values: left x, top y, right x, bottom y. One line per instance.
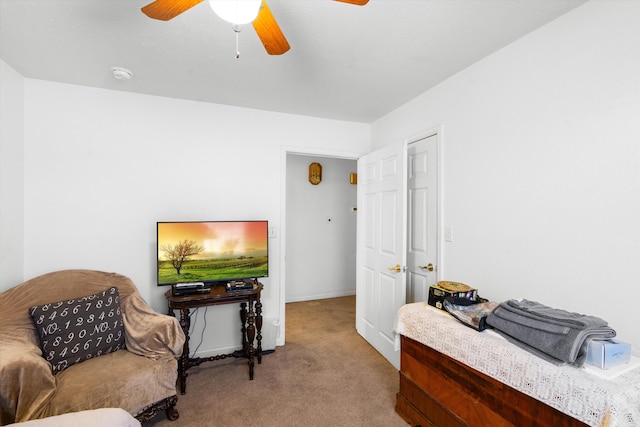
286, 290, 355, 303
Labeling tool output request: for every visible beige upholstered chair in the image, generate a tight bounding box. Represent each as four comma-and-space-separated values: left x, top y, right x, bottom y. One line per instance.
0, 270, 185, 425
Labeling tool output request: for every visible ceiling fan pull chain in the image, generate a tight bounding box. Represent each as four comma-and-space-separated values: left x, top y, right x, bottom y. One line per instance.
233, 24, 241, 59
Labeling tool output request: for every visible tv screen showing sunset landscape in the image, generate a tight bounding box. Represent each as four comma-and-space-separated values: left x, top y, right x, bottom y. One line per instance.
157, 220, 269, 286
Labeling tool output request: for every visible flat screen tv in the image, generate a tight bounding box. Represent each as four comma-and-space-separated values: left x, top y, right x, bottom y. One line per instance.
157, 220, 269, 286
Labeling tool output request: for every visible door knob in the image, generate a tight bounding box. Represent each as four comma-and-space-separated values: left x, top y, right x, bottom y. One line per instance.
388, 264, 401, 273
419, 263, 435, 272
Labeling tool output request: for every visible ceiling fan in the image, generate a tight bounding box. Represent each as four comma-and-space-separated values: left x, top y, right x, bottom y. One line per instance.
141, 0, 369, 56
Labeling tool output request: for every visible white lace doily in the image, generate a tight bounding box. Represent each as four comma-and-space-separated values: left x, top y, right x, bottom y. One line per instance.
395, 303, 640, 427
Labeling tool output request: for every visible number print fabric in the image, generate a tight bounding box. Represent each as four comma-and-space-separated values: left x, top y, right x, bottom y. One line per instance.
29, 286, 126, 373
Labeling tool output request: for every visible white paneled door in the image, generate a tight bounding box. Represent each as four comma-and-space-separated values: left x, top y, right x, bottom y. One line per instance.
406, 135, 439, 303
356, 134, 439, 369
356, 142, 407, 369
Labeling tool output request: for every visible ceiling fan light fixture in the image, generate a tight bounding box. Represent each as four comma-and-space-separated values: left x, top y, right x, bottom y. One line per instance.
209, 0, 261, 25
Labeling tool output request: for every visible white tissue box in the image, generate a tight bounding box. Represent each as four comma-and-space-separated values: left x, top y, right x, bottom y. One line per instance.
586, 339, 631, 370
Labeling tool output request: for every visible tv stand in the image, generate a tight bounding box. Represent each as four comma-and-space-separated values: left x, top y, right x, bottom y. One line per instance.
165, 282, 263, 394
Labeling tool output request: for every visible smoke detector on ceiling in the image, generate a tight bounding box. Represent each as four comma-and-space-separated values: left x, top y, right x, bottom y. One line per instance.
111, 66, 133, 80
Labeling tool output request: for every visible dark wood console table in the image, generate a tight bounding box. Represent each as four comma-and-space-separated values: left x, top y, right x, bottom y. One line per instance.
164, 282, 263, 394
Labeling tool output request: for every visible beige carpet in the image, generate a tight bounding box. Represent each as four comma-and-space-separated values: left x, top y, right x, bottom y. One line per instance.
144, 295, 408, 427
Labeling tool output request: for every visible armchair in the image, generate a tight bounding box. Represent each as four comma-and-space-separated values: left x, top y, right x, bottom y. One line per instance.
0, 270, 185, 425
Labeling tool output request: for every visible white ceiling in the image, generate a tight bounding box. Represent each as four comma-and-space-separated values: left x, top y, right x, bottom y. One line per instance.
0, 0, 587, 123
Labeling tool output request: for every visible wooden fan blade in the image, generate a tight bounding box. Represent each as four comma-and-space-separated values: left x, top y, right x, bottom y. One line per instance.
252, 1, 290, 55
141, 0, 204, 21
334, 0, 369, 5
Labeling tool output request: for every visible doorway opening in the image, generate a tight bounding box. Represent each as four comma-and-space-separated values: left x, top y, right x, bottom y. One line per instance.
279, 148, 360, 346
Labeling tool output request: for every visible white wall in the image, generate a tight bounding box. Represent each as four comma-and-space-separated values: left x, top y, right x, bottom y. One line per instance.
12, 80, 369, 354
372, 1, 640, 352
0, 60, 25, 287
285, 154, 357, 302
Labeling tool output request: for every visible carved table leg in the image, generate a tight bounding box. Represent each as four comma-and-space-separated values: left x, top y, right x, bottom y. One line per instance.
239, 302, 248, 352
178, 306, 191, 395
246, 298, 256, 380
255, 300, 263, 364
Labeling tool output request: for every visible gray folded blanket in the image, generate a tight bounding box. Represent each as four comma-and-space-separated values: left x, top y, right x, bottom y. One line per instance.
486, 299, 616, 366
